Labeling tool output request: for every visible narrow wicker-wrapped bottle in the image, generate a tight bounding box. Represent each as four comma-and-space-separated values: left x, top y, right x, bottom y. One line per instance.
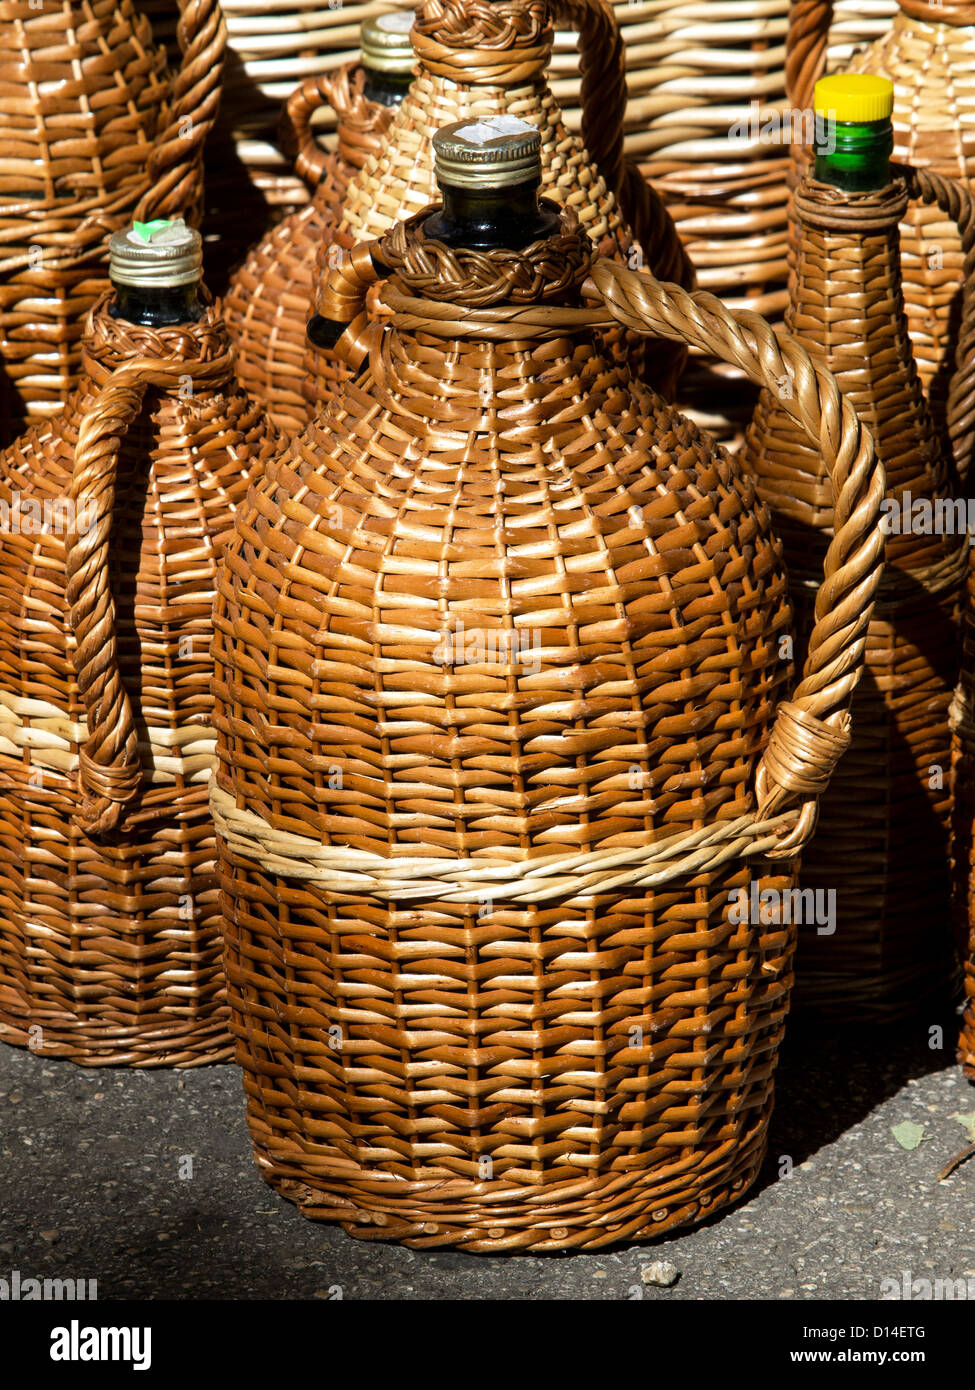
0, 0, 226, 445
744, 75, 975, 1021
290, 0, 693, 418
222, 14, 410, 434
0, 220, 278, 1066
212, 122, 884, 1250
958, 560, 975, 1080
787, 0, 975, 465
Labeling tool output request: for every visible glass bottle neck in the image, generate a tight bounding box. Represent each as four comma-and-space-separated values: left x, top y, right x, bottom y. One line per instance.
108, 281, 205, 327
424, 178, 561, 251
814, 117, 893, 192
361, 65, 412, 106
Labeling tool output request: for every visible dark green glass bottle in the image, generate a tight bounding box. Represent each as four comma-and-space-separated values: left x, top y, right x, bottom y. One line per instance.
424, 117, 560, 250
308, 117, 560, 350
108, 219, 204, 327
813, 74, 894, 193
360, 11, 415, 108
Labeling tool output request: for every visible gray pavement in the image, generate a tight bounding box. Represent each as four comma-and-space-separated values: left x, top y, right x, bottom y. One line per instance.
1, 1014, 973, 1300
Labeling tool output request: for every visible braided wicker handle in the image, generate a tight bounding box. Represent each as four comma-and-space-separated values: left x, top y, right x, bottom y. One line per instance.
65, 354, 231, 836
550, 0, 626, 195
785, 0, 834, 115
588, 260, 885, 853
321, 240, 886, 856
892, 163, 975, 482
136, 0, 228, 225
282, 64, 366, 189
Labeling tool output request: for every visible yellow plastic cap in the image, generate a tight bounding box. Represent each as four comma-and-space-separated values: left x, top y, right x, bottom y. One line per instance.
814, 74, 894, 123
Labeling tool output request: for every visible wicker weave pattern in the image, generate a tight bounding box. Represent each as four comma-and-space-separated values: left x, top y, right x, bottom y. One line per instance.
0, 299, 278, 1066
212, 209, 884, 1248
954, 527, 975, 1081
0, 0, 225, 443
223, 65, 394, 435
298, 0, 692, 422
744, 165, 972, 1020
787, 1, 975, 468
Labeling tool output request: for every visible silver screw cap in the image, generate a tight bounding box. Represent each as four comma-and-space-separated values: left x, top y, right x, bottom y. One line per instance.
109, 219, 203, 289
360, 11, 415, 73
433, 116, 542, 190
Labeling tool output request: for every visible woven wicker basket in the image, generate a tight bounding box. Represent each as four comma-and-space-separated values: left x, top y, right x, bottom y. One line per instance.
0, 0, 225, 445
227, 0, 693, 435
0, 294, 278, 1067
211, 206, 884, 1250
787, 0, 975, 464
221, 64, 394, 434
744, 162, 975, 1021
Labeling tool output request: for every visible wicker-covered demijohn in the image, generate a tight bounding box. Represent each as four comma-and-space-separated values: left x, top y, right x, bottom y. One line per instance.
0, 230, 278, 1067
223, 61, 395, 435
744, 156, 975, 1021
786, 0, 975, 462
211, 202, 884, 1250
293, 0, 694, 421
0, 0, 226, 444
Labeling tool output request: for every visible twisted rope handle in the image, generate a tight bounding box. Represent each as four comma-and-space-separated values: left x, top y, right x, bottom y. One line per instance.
281, 64, 374, 189
893, 163, 975, 483
587, 261, 885, 853
136, 0, 228, 225
549, 0, 626, 195
785, 0, 833, 116
65, 352, 232, 835
320, 235, 886, 857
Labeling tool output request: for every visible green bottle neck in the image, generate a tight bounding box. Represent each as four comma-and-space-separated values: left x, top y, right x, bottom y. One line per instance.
814, 115, 893, 192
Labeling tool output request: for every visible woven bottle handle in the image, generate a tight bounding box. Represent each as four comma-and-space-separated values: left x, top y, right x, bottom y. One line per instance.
587, 261, 885, 854
549, 0, 626, 195
320, 239, 886, 856
785, 0, 834, 116
135, 0, 228, 225
892, 163, 975, 482
65, 352, 232, 836
282, 63, 364, 189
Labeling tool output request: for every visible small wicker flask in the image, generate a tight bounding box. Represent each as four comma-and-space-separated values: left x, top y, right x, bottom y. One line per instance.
288, 0, 693, 418
0, 0, 226, 445
0, 222, 278, 1067
744, 76, 975, 1021
211, 130, 884, 1250
787, 0, 975, 462
223, 17, 408, 434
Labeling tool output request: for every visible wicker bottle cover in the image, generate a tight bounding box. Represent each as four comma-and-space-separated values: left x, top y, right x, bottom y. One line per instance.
744, 76, 975, 1022
212, 123, 885, 1251
787, 0, 975, 465
0, 0, 226, 446
0, 221, 278, 1068
958, 561, 975, 1079
300, 0, 694, 419
223, 15, 412, 435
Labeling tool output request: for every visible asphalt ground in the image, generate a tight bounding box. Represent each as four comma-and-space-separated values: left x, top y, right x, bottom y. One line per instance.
1, 1007, 973, 1302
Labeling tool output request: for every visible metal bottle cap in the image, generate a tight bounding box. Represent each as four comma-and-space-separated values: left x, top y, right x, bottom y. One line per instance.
360, 11, 415, 74
108, 219, 203, 289
433, 117, 542, 190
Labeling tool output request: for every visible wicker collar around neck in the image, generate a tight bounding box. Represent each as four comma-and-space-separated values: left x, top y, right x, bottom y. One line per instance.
794, 178, 911, 234
411, 0, 553, 83
897, 0, 975, 24
80, 294, 232, 389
